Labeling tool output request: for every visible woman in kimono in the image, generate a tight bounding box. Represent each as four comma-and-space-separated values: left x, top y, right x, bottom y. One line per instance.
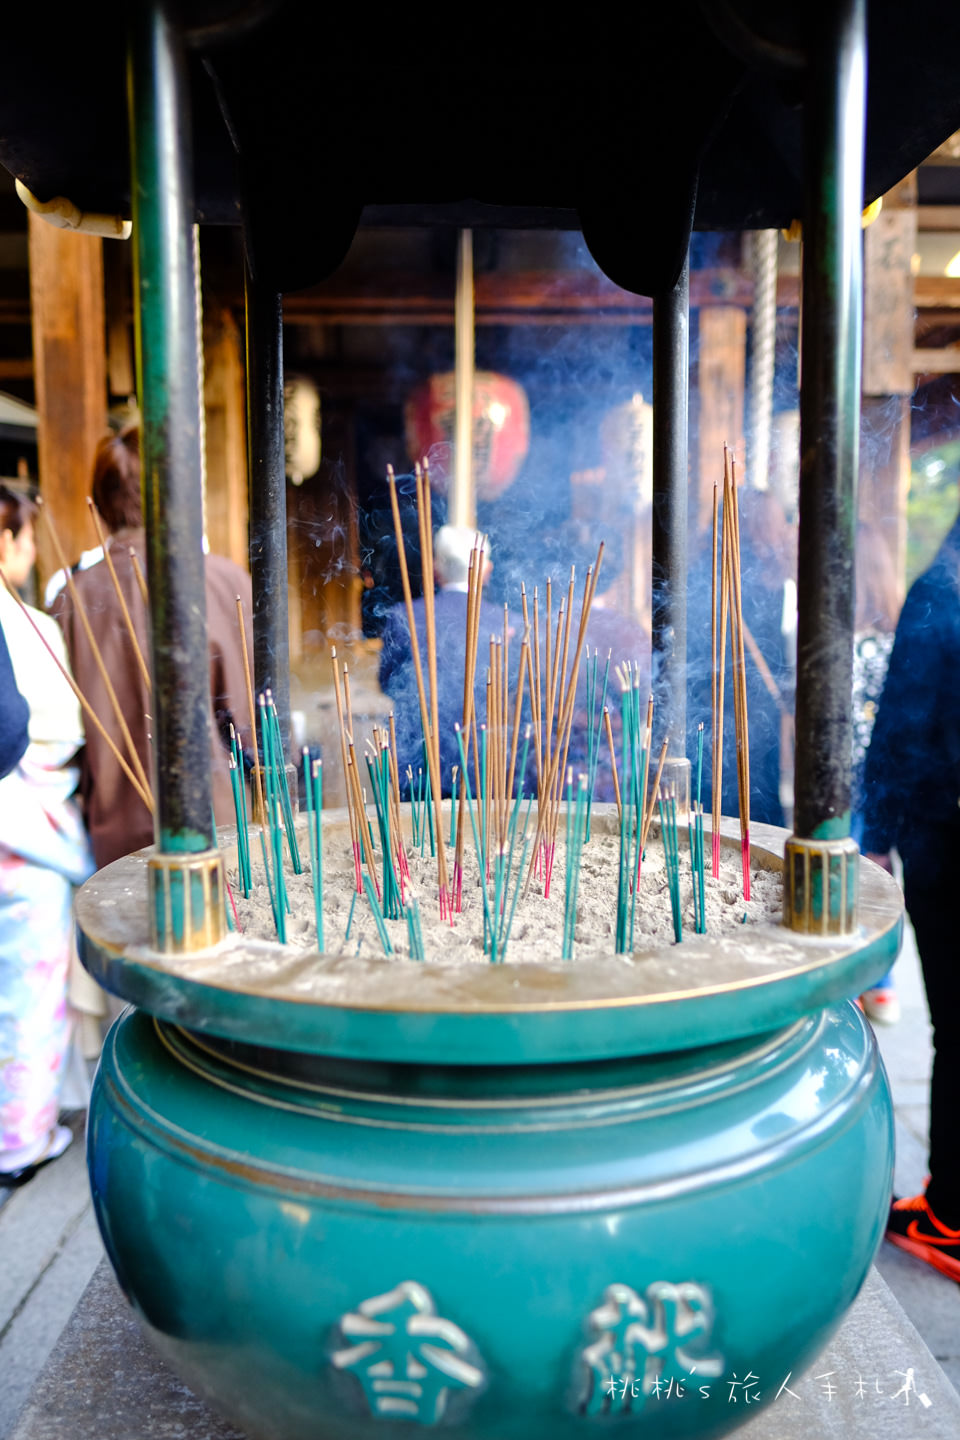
0, 485, 93, 1185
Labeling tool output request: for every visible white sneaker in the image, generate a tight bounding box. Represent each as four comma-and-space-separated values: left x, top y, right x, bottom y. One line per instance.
860, 987, 901, 1026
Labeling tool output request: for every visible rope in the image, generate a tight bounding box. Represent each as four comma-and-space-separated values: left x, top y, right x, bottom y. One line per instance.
747, 229, 778, 490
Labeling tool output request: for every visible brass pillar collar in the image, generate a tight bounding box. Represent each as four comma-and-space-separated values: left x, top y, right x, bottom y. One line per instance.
783, 833, 859, 936
148, 848, 227, 953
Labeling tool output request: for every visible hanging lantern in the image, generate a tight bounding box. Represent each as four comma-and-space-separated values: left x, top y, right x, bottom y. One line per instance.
284, 376, 321, 486
404, 371, 530, 502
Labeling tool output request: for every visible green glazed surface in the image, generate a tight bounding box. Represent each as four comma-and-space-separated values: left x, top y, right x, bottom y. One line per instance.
89, 1002, 893, 1440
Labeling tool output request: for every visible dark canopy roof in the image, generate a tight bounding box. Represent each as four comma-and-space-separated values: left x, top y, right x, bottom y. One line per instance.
2, 1, 960, 295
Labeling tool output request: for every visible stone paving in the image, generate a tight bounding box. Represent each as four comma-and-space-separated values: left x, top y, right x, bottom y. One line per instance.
0, 920, 957, 1438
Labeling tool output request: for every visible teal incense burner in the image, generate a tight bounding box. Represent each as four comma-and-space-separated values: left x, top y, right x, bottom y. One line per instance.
55, 2, 906, 1435
78, 814, 901, 1440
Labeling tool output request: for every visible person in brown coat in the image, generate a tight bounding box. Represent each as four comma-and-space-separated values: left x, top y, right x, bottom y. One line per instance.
54, 426, 255, 869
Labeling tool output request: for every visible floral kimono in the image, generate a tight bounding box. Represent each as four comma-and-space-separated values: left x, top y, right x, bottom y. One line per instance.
0, 589, 93, 1172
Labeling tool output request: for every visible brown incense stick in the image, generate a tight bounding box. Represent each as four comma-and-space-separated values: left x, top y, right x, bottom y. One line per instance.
467, 540, 487, 835
87, 501, 151, 693
555, 568, 576, 731
602, 706, 622, 823
385, 466, 449, 908
543, 579, 554, 778
129, 548, 149, 604
714, 467, 731, 875
505, 631, 529, 808
454, 545, 483, 894
330, 646, 361, 883
343, 663, 355, 743
419, 461, 452, 906
525, 544, 604, 891
39, 500, 152, 799
1, 569, 154, 812
347, 739, 380, 889
545, 578, 585, 858
528, 586, 543, 790
388, 712, 406, 833
723, 459, 745, 826
417, 465, 442, 779
641, 736, 670, 854
548, 599, 566, 767
728, 456, 751, 897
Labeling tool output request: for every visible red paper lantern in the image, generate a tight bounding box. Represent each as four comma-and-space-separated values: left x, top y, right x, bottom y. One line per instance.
404, 371, 530, 502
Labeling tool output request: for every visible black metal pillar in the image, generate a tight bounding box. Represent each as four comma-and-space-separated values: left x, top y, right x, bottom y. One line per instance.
244, 264, 291, 750
127, 1, 214, 857
651, 250, 690, 765
793, 0, 865, 843
785, 0, 865, 935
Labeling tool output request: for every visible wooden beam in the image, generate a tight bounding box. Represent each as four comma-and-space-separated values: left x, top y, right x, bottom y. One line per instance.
915, 276, 960, 308
27, 214, 106, 587
239, 269, 802, 327
911, 346, 960, 373
0, 358, 33, 379
917, 205, 960, 231
0, 298, 33, 325
863, 192, 916, 395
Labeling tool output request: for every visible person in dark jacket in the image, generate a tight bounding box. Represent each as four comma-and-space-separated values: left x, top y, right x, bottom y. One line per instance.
54, 427, 255, 869
861, 509, 960, 1281
0, 619, 28, 778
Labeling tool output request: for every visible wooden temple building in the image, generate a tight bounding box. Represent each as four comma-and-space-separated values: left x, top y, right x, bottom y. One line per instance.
3, 142, 960, 786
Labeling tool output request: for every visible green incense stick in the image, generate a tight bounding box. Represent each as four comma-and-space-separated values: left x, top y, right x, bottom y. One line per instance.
363, 871, 393, 955
455, 724, 494, 950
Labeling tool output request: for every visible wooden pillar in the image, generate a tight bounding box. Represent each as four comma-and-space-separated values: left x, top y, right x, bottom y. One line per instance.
696, 306, 747, 530
27, 214, 107, 586
203, 304, 249, 570
861, 172, 917, 601
103, 240, 135, 401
